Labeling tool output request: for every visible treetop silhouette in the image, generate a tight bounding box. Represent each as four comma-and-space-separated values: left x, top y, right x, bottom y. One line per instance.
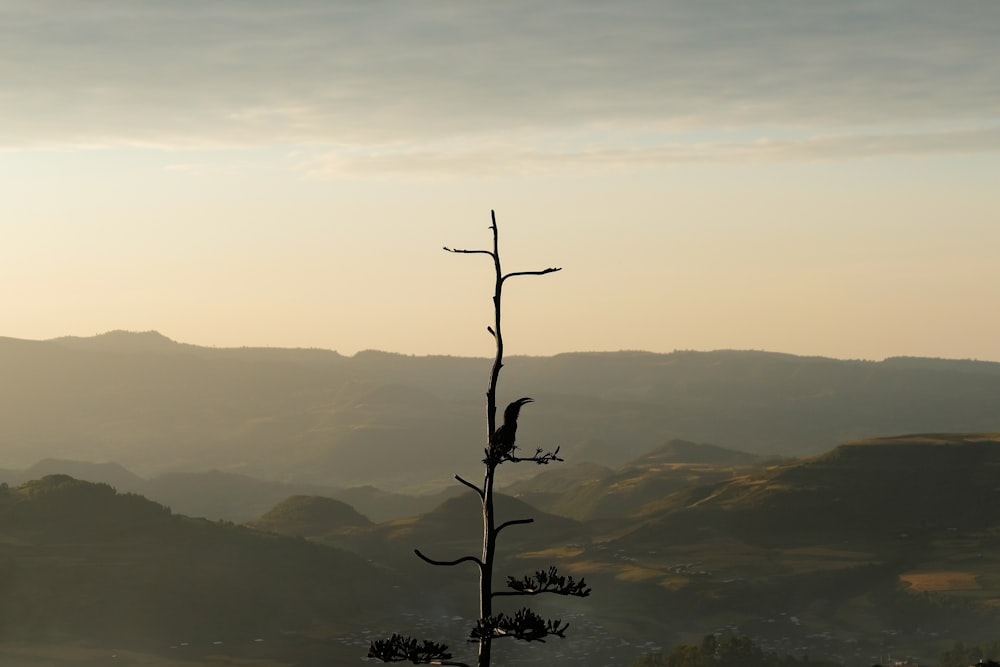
368, 210, 588, 667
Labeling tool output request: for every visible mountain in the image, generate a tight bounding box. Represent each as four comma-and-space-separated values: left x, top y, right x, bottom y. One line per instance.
380, 492, 585, 547
0, 458, 465, 523
247, 494, 372, 538
4, 331, 1000, 491
49, 329, 185, 352
501, 441, 767, 521
618, 432, 1000, 545
624, 439, 767, 468
16, 458, 146, 492
501, 461, 615, 497
330, 484, 462, 523
141, 468, 335, 521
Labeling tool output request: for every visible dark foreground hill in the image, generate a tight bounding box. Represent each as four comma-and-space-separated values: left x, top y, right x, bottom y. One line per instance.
0, 475, 393, 661
4, 332, 1000, 490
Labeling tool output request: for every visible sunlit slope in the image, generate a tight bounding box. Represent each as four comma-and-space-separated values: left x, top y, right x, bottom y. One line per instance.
617, 433, 1000, 547
492, 434, 1000, 653
501, 440, 770, 520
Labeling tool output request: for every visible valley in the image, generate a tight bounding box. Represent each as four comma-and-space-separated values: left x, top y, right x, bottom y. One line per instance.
3, 333, 1000, 665
3, 434, 1000, 665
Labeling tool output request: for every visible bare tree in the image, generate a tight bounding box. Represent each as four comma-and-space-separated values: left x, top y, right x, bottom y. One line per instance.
368, 211, 590, 667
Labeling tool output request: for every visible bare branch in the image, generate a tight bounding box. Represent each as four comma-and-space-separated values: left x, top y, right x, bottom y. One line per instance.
414, 549, 483, 569
495, 518, 533, 535
454, 474, 484, 499
508, 446, 563, 465
444, 246, 494, 257
500, 267, 562, 283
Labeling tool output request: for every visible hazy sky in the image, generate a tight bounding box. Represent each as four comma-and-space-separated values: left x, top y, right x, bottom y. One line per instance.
3, 1, 999, 360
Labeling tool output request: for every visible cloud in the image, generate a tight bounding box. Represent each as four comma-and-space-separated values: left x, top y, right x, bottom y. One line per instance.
583, 125, 1000, 166
301, 124, 1000, 178
2, 0, 998, 163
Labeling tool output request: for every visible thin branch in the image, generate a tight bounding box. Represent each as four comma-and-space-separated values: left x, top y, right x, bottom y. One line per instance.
414, 549, 483, 569
443, 247, 495, 257
454, 474, 484, 499
495, 518, 533, 535
500, 268, 562, 283
508, 446, 563, 465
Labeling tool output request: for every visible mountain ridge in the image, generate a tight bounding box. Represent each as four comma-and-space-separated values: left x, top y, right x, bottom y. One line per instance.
5, 330, 1000, 491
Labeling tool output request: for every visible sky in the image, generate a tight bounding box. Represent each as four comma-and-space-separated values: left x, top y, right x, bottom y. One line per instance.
2, 1, 999, 360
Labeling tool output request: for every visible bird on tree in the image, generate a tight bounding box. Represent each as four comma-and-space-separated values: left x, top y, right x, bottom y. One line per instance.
490, 397, 534, 461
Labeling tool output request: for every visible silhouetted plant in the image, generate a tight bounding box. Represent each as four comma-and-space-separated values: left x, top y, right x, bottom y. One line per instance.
368, 211, 590, 667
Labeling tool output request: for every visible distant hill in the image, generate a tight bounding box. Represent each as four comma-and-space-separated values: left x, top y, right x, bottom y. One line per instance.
0, 459, 455, 523
4, 331, 1000, 490
501, 461, 615, 496
247, 494, 372, 538
49, 329, 185, 352
616, 432, 1000, 547
330, 491, 588, 574
141, 468, 335, 521
501, 440, 766, 521
624, 439, 766, 468
18, 458, 146, 492
331, 484, 462, 523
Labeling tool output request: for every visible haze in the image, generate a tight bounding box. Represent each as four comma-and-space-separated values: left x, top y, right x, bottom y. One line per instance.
3, 1, 998, 360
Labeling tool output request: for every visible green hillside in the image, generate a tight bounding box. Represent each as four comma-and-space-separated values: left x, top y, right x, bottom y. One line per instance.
0, 475, 393, 659
247, 494, 372, 538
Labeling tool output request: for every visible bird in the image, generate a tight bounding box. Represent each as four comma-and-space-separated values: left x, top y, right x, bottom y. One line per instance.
490, 397, 534, 460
